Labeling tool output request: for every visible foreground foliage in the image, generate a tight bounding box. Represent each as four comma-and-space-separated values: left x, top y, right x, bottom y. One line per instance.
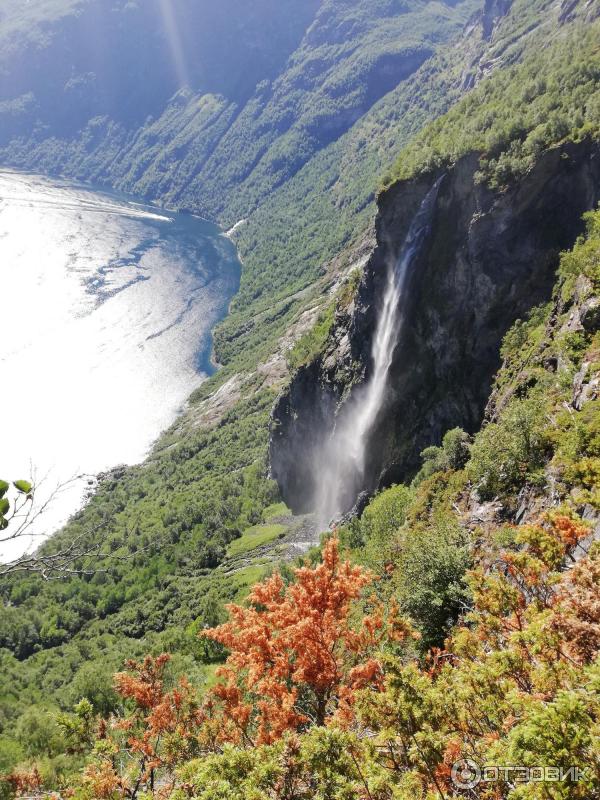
199, 538, 413, 746
5, 514, 597, 799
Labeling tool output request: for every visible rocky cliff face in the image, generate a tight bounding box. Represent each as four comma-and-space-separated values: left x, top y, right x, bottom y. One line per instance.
270, 138, 600, 515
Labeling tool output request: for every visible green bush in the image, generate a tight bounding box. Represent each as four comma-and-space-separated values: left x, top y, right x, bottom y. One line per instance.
341, 484, 413, 567
394, 509, 472, 651
468, 397, 548, 499
412, 427, 471, 486
286, 303, 335, 371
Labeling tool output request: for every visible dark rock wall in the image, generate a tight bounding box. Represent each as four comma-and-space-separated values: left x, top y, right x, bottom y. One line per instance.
270, 138, 600, 514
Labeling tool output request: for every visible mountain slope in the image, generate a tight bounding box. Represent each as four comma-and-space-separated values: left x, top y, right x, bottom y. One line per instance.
0, 0, 321, 135
152, 206, 600, 798
1, 0, 599, 790
272, 3, 600, 515
0, 0, 479, 375
0, 1, 476, 220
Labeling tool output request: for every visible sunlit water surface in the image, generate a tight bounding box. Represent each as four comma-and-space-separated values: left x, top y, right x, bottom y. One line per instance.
0, 171, 240, 561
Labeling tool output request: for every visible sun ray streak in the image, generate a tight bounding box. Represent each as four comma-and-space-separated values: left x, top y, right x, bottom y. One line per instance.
158, 0, 190, 89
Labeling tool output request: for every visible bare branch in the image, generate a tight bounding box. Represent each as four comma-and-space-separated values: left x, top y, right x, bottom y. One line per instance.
0, 472, 132, 580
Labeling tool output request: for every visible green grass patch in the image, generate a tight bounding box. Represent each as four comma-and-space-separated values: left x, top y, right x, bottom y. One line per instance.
199, 663, 221, 690
229, 565, 271, 600
262, 502, 290, 521
227, 525, 287, 557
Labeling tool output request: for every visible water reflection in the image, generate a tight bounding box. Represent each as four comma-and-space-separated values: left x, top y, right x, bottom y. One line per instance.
0, 171, 240, 560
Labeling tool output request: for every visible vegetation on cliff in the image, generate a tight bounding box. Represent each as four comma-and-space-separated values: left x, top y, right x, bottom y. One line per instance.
386, 20, 600, 188
2, 204, 599, 798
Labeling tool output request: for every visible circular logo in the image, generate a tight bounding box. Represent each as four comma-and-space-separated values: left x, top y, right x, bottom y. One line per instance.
451, 759, 481, 789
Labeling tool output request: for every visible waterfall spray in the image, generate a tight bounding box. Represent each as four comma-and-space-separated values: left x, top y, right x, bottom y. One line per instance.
315, 177, 444, 528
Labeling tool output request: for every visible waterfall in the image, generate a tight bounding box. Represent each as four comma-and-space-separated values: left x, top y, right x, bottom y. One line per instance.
315, 177, 444, 528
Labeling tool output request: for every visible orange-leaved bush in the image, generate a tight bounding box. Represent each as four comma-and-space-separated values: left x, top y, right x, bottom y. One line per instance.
356, 514, 600, 799
2, 768, 42, 798
552, 547, 600, 664
200, 537, 414, 746
83, 654, 203, 800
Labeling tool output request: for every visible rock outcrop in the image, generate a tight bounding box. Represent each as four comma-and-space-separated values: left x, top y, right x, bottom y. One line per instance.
270, 138, 600, 515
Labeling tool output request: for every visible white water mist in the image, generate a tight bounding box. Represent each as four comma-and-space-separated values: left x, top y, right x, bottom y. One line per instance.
315, 177, 444, 528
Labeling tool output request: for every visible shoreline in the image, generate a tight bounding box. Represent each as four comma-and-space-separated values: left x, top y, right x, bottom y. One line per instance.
224, 218, 248, 238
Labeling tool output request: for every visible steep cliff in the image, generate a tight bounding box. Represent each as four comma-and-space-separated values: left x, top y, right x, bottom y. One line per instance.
270, 137, 600, 515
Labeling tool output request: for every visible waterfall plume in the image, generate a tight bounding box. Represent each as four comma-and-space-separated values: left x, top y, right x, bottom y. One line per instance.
315, 177, 444, 529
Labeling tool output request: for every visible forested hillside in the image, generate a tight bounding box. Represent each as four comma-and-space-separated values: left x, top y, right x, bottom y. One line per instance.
0, 1, 475, 218
0, 0, 321, 136
1, 0, 599, 796
3, 203, 599, 797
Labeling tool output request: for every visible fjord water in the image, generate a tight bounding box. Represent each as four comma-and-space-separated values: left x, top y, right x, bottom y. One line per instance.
315, 178, 444, 528
0, 171, 240, 561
